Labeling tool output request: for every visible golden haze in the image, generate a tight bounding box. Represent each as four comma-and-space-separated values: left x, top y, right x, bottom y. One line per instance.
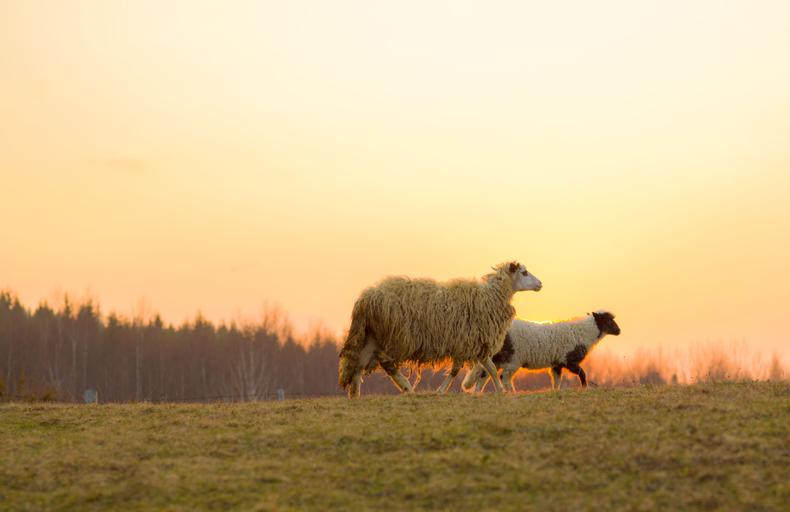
1, 1, 789, 361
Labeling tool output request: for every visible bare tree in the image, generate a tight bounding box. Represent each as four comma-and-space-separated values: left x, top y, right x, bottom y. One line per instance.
133, 297, 151, 401
226, 314, 278, 401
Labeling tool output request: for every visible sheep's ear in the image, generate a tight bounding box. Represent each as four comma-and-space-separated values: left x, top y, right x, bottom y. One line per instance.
491, 266, 497, 272
509, 262, 518, 273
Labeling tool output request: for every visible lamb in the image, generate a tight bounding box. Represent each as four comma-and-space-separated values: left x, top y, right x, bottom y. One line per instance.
462, 310, 620, 393
338, 261, 543, 397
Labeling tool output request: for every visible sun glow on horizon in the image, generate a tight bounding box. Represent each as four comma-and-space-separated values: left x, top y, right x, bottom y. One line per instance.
2, 1, 789, 362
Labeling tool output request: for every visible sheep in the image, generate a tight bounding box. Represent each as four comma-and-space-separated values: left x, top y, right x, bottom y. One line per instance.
338, 261, 543, 397
462, 310, 620, 393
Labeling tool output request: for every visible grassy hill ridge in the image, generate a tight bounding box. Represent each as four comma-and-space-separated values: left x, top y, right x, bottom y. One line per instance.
2, 381, 789, 511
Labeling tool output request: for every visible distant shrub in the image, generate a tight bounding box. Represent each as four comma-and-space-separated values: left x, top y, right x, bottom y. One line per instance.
582, 340, 788, 388
0, 366, 61, 403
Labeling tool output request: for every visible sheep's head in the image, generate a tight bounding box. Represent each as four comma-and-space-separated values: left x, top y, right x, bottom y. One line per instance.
592, 310, 620, 336
493, 261, 542, 293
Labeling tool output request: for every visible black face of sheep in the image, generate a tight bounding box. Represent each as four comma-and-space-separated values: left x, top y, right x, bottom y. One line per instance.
592, 311, 620, 336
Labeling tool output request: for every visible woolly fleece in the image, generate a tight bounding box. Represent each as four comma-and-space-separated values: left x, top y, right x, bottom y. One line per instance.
462, 310, 617, 392
338, 262, 519, 389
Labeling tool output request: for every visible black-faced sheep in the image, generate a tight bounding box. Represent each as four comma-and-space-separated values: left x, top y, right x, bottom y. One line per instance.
462, 310, 620, 392
338, 261, 543, 397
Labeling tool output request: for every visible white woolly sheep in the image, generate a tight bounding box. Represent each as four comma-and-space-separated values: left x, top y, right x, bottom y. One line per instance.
462, 310, 620, 392
338, 261, 543, 397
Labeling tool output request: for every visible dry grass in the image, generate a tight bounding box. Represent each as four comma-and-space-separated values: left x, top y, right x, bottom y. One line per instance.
2, 381, 789, 511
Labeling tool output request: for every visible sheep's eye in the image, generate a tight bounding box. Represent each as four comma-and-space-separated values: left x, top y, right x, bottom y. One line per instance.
521, 270, 528, 276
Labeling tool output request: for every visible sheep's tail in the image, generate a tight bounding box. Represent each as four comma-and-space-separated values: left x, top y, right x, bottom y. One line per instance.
338, 307, 367, 389
461, 364, 482, 391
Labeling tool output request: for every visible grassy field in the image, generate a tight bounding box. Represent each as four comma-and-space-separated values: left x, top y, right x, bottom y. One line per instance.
1, 381, 789, 511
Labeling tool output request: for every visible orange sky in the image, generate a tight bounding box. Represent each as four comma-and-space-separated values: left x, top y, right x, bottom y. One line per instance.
2, 1, 789, 361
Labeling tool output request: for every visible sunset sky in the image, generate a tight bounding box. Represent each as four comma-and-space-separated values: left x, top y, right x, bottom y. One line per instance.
2, 1, 789, 361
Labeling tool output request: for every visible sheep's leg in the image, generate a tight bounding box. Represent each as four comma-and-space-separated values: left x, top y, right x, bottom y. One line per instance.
465, 365, 489, 393
348, 367, 363, 398
475, 374, 489, 394
500, 367, 516, 392
390, 369, 415, 393
482, 358, 505, 393
379, 360, 414, 393
437, 361, 462, 393
551, 366, 563, 390
473, 366, 489, 393
577, 367, 588, 388
462, 364, 481, 393
568, 364, 587, 388
345, 334, 382, 398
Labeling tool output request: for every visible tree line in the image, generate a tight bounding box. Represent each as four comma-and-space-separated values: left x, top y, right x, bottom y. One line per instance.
0, 290, 350, 402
